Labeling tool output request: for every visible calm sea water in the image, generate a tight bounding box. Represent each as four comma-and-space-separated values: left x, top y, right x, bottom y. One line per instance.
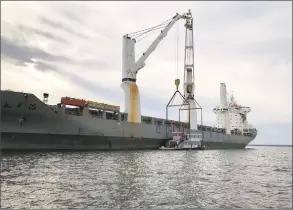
1, 146, 292, 209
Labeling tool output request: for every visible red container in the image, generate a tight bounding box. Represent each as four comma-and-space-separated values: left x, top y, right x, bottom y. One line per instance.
61, 97, 86, 106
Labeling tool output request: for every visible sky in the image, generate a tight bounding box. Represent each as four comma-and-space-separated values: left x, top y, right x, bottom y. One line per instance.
1, 1, 292, 145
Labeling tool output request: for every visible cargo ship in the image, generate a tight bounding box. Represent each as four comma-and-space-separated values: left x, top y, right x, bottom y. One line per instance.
0, 10, 257, 150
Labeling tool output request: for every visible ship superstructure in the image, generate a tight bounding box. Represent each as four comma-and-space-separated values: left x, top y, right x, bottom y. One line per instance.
213, 83, 256, 137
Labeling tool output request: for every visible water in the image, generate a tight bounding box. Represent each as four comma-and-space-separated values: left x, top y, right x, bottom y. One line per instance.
1, 146, 292, 209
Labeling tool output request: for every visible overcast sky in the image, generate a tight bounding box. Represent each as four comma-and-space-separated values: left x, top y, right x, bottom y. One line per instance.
1, 1, 292, 145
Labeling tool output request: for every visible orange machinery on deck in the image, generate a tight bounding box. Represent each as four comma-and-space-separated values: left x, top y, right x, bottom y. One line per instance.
61, 97, 87, 107
60, 97, 120, 111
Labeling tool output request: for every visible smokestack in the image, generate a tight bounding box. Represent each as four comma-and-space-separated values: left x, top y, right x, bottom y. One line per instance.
220, 83, 227, 108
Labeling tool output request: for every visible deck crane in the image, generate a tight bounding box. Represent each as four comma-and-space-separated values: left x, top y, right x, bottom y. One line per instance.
182, 9, 198, 130
121, 10, 192, 123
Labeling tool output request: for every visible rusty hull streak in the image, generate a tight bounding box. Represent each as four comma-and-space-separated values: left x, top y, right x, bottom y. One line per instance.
128, 83, 139, 123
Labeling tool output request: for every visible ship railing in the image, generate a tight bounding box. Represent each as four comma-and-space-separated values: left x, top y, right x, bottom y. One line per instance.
172, 132, 183, 141
172, 136, 182, 141
178, 139, 202, 149
172, 132, 183, 135
189, 129, 202, 134
80, 131, 104, 136
184, 133, 202, 141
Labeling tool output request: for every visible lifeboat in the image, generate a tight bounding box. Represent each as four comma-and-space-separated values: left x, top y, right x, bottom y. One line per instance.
106, 104, 120, 109
87, 100, 120, 111
87, 101, 105, 109
104, 104, 120, 111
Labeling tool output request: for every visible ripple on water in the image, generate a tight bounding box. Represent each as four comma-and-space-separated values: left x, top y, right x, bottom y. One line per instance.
1, 147, 292, 209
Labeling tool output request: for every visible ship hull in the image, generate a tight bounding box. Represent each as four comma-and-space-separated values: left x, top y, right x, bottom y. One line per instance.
0, 90, 256, 151
1, 131, 254, 150
1, 132, 165, 150
201, 130, 254, 149
203, 141, 249, 149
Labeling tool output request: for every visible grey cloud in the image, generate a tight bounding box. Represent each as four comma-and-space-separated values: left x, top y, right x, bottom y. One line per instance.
94, 27, 118, 40
17, 25, 69, 44
39, 17, 64, 29
61, 10, 83, 24
64, 72, 123, 104
1, 33, 120, 93
222, 1, 275, 19
238, 38, 292, 65
1, 34, 121, 94
39, 16, 91, 40
79, 59, 120, 70
57, 2, 91, 24
1, 35, 118, 72
197, 1, 285, 27
246, 38, 291, 55
1, 36, 71, 71
34, 61, 58, 72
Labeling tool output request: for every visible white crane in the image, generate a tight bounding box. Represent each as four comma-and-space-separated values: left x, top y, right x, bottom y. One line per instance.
182, 9, 197, 130
121, 10, 192, 123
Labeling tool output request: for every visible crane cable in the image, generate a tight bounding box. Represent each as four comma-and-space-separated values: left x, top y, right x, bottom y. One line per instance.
128, 17, 174, 40
128, 17, 172, 36
135, 24, 169, 42
177, 22, 180, 78
174, 21, 180, 84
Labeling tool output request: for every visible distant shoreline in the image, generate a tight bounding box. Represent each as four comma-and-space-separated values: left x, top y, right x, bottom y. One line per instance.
248, 145, 292, 147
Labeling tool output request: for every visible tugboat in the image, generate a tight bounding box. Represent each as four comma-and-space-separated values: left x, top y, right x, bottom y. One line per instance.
160, 129, 204, 150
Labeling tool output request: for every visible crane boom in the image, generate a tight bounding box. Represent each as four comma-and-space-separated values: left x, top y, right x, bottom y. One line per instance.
130, 13, 186, 73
